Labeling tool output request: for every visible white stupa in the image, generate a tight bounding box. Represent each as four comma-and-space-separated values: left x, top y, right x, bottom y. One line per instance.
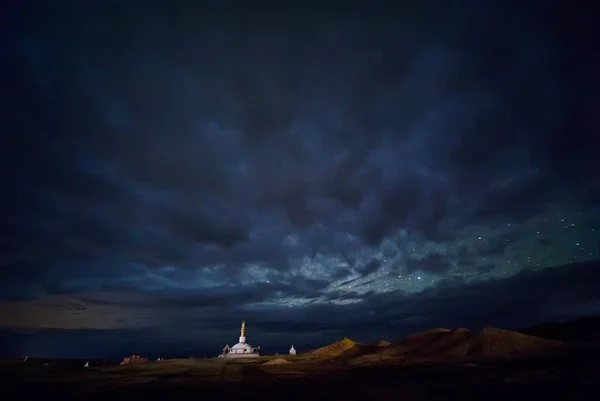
223, 321, 260, 358
83, 361, 89, 368
289, 344, 296, 355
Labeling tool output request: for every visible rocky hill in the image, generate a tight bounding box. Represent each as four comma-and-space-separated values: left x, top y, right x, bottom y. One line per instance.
349, 327, 565, 365
304, 338, 381, 360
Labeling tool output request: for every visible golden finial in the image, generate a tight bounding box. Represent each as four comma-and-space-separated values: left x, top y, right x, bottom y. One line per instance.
241, 320, 246, 337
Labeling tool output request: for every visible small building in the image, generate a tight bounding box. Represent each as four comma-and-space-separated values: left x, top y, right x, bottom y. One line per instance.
120, 354, 148, 365
222, 321, 260, 358
289, 345, 296, 355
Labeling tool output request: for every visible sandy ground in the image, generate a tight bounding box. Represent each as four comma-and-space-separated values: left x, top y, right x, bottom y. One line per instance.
2, 328, 598, 401
1, 347, 598, 401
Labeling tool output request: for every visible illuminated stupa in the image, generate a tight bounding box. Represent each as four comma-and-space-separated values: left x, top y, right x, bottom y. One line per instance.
222, 321, 260, 358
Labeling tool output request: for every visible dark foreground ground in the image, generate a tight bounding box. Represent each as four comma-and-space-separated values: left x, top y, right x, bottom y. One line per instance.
2, 348, 598, 401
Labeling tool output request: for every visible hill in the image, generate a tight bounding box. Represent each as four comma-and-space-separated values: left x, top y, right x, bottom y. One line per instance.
371, 340, 391, 347
516, 316, 600, 343
305, 338, 358, 359
456, 328, 563, 358
262, 357, 291, 365
350, 328, 455, 365
305, 338, 378, 360
349, 327, 565, 365
398, 328, 454, 353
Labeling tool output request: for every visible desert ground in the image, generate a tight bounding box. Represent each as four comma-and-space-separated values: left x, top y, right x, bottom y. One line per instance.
2, 324, 599, 401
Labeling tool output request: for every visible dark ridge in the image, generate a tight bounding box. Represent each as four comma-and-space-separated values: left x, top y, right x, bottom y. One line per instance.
515, 316, 600, 343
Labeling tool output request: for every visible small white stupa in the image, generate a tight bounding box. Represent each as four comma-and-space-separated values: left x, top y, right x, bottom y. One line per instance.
83, 361, 89, 368
223, 321, 260, 358
289, 344, 296, 355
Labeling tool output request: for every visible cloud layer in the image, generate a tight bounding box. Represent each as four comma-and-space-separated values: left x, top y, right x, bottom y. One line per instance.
2, 1, 599, 357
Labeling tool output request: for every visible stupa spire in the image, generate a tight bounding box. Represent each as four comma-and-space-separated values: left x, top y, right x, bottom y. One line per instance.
239, 320, 247, 344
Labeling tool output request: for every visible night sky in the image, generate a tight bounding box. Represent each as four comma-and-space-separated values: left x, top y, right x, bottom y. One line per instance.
2, 1, 600, 359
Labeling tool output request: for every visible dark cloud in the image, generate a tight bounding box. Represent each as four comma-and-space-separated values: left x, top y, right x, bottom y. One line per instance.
357, 259, 382, 276
476, 263, 496, 274
326, 259, 600, 336
404, 252, 451, 275
454, 246, 475, 268
3, 259, 598, 357
158, 205, 250, 249
467, 174, 563, 225
1, 1, 599, 357
480, 237, 514, 257
536, 238, 555, 247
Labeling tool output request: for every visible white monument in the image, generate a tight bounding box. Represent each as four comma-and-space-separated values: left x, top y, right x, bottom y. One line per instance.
83, 361, 89, 368
289, 345, 296, 355
222, 321, 260, 358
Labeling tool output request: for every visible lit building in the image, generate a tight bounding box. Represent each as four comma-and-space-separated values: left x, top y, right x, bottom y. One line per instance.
222, 321, 260, 358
